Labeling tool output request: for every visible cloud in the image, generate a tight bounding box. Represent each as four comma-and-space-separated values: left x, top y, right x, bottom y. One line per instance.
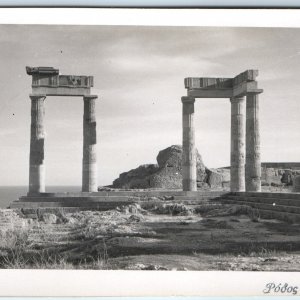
0, 25, 300, 185
0, 128, 17, 137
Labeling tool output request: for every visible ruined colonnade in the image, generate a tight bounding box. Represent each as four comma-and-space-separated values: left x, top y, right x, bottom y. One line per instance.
182, 70, 263, 192
26, 67, 262, 196
27, 67, 98, 194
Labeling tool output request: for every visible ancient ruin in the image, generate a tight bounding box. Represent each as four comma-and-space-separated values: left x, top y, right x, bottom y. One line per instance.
11, 66, 300, 225
182, 70, 263, 192
24, 67, 263, 195
25, 66, 98, 193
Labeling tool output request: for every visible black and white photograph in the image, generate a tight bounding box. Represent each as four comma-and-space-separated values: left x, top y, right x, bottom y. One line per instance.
0, 9, 300, 275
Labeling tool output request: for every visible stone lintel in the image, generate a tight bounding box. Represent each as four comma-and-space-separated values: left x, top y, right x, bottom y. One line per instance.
32, 86, 91, 97
233, 81, 263, 98
187, 88, 233, 98
27, 67, 94, 97
184, 70, 261, 99
184, 77, 233, 89
30, 74, 93, 88
233, 69, 258, 86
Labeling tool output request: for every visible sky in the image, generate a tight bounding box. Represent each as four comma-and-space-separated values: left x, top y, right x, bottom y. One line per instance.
0, 25, 299, 187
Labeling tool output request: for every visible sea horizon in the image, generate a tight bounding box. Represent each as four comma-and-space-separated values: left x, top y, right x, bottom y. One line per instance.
0, 185, 82, 208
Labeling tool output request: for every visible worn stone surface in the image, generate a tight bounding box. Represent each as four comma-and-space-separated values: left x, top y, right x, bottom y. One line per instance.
27, 66, 93, 97
294, 176, 300, 192
206, 169, 223, 188
212, 168, 231, 183
246, 93, 261, 192
261, 168, 281, 186
281, 170, 294, 185
40, 213, 58, 224
112, 145, 210, 189
113, 164, 159, 189
29, 95, 46, 194
82, 95, 98, 192
230, 97, 245, 192
261, 167, 300, 187
182, 97, 197, 191
157, 145, 184, 168
149, 167, 182, 189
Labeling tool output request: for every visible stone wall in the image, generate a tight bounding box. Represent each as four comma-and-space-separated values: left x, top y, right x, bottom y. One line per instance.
261, 167, 300, 187
261, 163, 300, 170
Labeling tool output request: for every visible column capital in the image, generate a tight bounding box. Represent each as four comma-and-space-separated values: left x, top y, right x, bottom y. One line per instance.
230, 96, 244, 104
83, 94, 98, 100
29, 94, 46, 101
181, 96, 195, 104
246, 91, 262, 96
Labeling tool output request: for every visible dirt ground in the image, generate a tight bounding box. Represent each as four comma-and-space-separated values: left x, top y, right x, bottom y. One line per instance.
105, 213, 300, 271
103, 210, 300, 270
1, 201, 300, 270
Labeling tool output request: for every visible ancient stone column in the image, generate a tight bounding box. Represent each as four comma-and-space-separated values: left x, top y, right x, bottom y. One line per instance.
29, 95, 46, 194
230, 97, 246, 192
246, 93, 261, 192
82, 95, 98, 192
182, 96, 197, 191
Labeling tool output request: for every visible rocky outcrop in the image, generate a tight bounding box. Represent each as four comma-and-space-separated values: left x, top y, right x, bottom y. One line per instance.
206, 169, 223, 188
111, 145, 228, 190
149, 145, 207, 189
112, 164, 159, 189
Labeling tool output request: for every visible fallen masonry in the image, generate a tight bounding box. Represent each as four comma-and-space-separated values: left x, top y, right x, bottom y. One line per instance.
2, 198, 300, 270
9, 190, 300, 224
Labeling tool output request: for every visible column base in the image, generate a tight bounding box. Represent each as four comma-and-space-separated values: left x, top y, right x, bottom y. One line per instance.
29, 164, 45, 193
82, 163, 97, 192
230, 167, 245, 192
182, 179, 197, 192
246, 178, 261, 192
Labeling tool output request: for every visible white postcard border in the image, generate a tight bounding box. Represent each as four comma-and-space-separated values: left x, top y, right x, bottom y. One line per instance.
0, 7, 299, 296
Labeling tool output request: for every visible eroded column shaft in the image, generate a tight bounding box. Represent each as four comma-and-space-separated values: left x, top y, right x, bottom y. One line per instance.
82, 95, 98, 192
246, 93, 261, 191
230, 97, 245, 192
29, 95, 46, 194
182, 97, 197, 191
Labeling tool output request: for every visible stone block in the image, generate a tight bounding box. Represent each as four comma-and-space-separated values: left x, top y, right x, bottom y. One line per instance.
281, 170, 294, 185
206, 169, 223, 188
293, 176, 300, 192
40, 213, 57, 224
